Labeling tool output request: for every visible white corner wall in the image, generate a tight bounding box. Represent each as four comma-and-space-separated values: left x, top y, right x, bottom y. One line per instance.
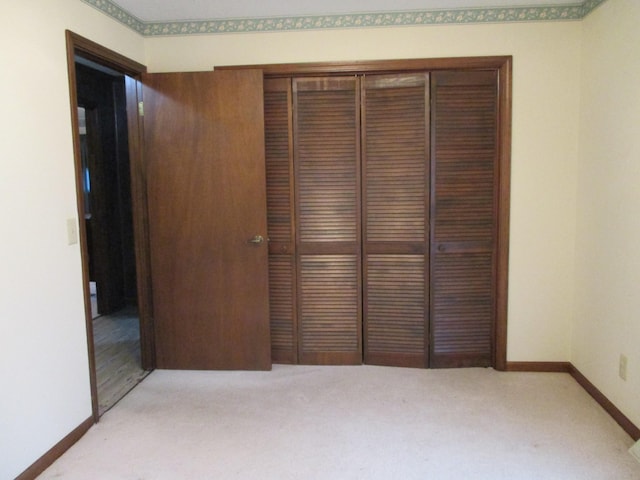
573, 0, 640, 428
145, 21, 583, 362
0, 2, 144, 478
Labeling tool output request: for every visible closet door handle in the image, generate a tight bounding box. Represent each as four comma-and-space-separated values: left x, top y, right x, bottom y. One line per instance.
248, 235, 265, 244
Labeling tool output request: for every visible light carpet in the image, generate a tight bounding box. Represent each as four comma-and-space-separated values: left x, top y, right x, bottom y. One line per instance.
39, 365, 640, 479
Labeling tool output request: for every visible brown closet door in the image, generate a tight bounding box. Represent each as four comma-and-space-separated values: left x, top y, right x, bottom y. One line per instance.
362, 74, 430, 368
430, 71, 498, 368
293, 77, 362, 364
264, 78, 297, 363
143, 70, 271, 370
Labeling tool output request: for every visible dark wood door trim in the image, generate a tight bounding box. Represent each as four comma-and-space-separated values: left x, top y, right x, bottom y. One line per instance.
14, 416, 94, 480
568, 364, 640, 441
67, 31, 146, 76
218, 56, 511, 77
124, 76, 156, 370
494, 58, 512, 371
65, 30, 150, 421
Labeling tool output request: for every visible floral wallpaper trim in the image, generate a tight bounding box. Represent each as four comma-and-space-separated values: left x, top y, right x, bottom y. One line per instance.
81, 0, 609, 36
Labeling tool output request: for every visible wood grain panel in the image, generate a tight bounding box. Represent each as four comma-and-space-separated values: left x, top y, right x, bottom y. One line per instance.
362, 74, 429, 368
298, 254, 361, 364
430, 71, 498, 368
144, 70, 271, 370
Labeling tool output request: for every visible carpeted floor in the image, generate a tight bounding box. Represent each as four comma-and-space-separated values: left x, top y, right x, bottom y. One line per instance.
93, 306, 148, 415
38, 366, 640, 479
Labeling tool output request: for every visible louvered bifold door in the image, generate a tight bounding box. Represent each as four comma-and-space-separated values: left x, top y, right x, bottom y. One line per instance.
293, 77, 362, 365
362, 74, 430, 368
264, 78, 297, 363
430, 71, 499, 368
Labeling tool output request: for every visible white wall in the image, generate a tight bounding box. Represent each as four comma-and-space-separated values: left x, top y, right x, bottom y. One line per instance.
573, 0, 640, 428
146, 21, 583, 362
0, 2, 144, 478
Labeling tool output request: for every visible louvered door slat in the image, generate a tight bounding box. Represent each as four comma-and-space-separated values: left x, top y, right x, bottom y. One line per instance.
269, 255, 295, 362
430, 71, 498, 368
294, 77, 362, 364
297, 88, 358, 243
362, 74, 429, 368
265, 85, 293, 246
264, 78, 296, 363
299, 255, 360, 363
433, 252, 493, 355
366, 255, 425, 366
300, 255, 360, 350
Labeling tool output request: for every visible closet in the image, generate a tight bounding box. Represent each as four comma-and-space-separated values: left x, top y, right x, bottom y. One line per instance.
263, 59, 509, 369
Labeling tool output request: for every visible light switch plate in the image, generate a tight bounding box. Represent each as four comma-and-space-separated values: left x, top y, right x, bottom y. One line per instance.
630, 439, 640, 464
67, 218, 78, 245
619, 354, 628, 381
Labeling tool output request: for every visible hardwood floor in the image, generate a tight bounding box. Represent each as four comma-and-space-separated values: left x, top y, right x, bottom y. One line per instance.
92, 305, 148, 415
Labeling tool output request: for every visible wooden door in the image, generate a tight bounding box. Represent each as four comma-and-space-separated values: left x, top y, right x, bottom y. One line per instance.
293, 77, 362, 364
143, 70, 271, 370
429, 71, 498, 368
264, 78, 297, 363
362, 74, 430, 368
262, 66, 503, 369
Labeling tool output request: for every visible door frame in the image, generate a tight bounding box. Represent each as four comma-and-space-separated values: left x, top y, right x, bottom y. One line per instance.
222, 56, 511, 371
65, 31, 154, 420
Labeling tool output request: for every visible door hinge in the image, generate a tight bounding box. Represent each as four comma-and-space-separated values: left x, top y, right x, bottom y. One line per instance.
138, 101, 144, 116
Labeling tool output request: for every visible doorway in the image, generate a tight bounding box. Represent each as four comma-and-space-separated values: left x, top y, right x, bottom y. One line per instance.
76, 60, 147, 414
66, 31, 154, 420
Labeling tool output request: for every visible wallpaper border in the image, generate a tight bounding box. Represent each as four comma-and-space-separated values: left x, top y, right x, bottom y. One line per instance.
81, 0, 609, 36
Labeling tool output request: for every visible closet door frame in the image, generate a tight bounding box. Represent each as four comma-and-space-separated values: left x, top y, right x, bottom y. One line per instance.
222, 56, 511, 371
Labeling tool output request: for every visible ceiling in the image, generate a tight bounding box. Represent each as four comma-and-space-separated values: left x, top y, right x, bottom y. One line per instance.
111, 0, 587, 22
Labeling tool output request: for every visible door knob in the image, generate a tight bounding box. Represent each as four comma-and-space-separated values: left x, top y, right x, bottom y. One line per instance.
248, 235, 264, 244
